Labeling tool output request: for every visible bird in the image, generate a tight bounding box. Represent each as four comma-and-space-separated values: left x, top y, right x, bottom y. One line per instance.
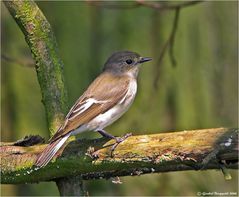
35, 51, 152, 167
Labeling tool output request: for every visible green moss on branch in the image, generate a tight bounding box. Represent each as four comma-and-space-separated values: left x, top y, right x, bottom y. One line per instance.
1, 128, 238, 184
4, 0, 68, 135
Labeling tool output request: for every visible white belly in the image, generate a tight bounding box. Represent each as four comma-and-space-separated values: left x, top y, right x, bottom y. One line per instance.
90, 79, 137, 130
78, 79, 137, 132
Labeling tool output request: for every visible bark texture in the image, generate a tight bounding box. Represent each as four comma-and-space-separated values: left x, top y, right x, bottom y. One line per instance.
4, 0, 68, 135
1, 128, 238, 184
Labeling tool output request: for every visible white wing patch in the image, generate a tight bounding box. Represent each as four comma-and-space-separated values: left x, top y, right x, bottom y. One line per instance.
68, 98, 107, 121
86, 79, 137, 130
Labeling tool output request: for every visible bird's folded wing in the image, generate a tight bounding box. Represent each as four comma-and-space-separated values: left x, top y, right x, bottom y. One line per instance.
49, 73, 130, 142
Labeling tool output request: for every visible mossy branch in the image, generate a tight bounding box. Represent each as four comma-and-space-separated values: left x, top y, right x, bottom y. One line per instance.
2, 1, 238, 193
1, 128, 238, 184
4, 0, 68, 136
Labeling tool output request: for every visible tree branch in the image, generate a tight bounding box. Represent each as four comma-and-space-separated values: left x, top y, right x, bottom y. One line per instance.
86, 1, 203, 90
153, 8, 181, 89
56, 175, 88, 196
4, 0, 68, 136
168, 8, 180, 67
86, 1, 140, 9
136, 0, 203, 11
2, 53, 35, 68
87, 1, 203, 11
1, 128, 238, 184
3, 0, 76, 193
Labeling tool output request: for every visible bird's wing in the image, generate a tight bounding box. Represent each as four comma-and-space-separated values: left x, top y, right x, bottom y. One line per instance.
50, 72, 130, 142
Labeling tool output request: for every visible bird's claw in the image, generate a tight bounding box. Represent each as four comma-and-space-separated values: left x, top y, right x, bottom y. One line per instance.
110, 133, 132, 157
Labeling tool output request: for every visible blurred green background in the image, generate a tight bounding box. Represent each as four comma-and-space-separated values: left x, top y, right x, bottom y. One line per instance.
1, 1, 238, 196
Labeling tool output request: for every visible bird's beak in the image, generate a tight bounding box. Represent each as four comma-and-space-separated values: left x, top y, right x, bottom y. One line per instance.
138, 57, 152, 63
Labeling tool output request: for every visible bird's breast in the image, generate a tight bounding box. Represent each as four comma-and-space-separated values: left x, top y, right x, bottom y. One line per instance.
88, 79, 137, 130
119, 79, 137, 106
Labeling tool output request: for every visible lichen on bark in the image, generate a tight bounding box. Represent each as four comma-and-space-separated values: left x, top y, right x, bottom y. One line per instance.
1, 128, 238, 184
4, 0, 68, 136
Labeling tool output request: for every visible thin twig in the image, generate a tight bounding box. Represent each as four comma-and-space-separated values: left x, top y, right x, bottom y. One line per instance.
136, 0, 203, 11
2, 54, 35, 68
86, 0, 203, 90
153, 8, 181, 89
87, 1, 203, 11
86, 1, 140, 9
169, 8, 180, 67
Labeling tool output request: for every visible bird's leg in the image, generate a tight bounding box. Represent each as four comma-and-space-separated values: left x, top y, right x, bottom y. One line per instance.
111, 132, 132, 153
97, 129, 116, 140
97, 129, 132, 156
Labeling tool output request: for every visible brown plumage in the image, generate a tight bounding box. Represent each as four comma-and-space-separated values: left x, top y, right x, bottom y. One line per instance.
50, 72, 130, 142
35, 51, 152, 168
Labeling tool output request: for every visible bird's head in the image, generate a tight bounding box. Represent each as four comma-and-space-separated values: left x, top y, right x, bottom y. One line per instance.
103, 51, 152, 78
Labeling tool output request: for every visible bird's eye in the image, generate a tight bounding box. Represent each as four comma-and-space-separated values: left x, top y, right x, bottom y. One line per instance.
126, 59, 133, 64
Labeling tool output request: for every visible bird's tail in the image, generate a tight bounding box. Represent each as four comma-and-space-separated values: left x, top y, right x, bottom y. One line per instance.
35, 133, 70, 168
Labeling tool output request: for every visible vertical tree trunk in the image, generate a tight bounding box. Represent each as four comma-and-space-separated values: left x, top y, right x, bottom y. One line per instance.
56, 176, 87, 196
3, 1, 86, 196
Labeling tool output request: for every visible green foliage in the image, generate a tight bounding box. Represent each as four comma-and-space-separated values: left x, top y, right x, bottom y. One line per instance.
1, 1, 238, 196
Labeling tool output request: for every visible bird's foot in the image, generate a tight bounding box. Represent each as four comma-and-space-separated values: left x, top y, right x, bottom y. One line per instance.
96, 129, 132, 157
110, 133, 132, 157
